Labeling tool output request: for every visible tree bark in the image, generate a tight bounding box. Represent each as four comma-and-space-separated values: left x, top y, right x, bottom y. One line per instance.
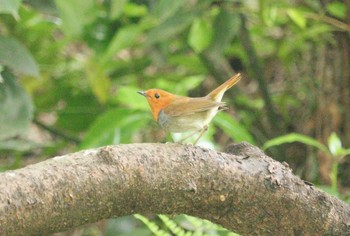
0, 142, 349, 235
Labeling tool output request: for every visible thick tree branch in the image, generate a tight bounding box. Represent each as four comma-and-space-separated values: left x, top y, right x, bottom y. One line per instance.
1, 142, 349, 235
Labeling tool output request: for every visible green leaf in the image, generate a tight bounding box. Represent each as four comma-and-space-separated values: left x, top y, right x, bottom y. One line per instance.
85, 58, 111, 104
0, 70, 34, 140
123, 2, 147, 17
263, 133, 329, 154
0, 36, 39, 77
134, 214, 171, 236
183, 215, 238, 234
158, 215, 186, 235
174, 75, 206, 93
55, 93, 101, 133
209, 9, 240, 52
188, 17, 213, 53
287, 8, 306, 28
0, 0, 22, 18
146, 11, 196, 46
79, 109, 147, 149
213, 112, 255, 144
110, 0, 128, 20
261, 5, 279, 26
326, 1, 346, 19
168, 54, 205, 74
151, 0, 186, 21
278, 24, 331, 59
328, 132, 342, 156
101, 25, 141, 63
23, 0, 57, 14
339, 148, 350, 158
154, 75, 205, 96
80, 109, 127, 149
115, 86, 149, 110
55, 0, 97, 37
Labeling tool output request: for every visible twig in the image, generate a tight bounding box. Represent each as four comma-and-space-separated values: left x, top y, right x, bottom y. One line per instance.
239, 13, 281, 133
33, 118, 80, 144
305, 12, 350, 32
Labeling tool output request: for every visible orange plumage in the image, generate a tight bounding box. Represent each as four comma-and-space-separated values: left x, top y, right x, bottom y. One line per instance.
138, 73, 241, 145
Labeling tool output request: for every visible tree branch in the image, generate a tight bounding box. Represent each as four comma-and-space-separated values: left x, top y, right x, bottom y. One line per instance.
1, 142, 349, 235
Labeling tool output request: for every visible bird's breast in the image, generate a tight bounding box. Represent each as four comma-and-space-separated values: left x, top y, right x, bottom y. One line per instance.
157, 108, 219, 133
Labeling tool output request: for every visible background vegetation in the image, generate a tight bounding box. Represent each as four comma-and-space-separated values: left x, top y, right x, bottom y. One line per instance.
1, 0, 349, 235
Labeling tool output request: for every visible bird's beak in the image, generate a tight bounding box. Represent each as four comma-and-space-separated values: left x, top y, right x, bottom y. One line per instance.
137, 91, 149, 98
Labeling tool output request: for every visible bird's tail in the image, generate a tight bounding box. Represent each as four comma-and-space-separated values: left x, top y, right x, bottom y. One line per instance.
207, 73, 241, 102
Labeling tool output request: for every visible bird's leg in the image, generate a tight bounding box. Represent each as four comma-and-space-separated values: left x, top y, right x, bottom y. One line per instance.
178, 130, 199, 143
193, 125, 209, 146
177, 125, 209, 145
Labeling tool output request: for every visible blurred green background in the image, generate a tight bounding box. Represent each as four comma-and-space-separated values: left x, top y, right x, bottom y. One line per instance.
1, 0, 350, 235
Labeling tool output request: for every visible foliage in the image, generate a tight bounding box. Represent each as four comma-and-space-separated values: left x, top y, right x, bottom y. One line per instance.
0, 0, 350, 234
134, 214, 171, 236
135, 214, 239, 236
0, 70, 33, 141
263, 133, 329, 155
264, 132, 350, 197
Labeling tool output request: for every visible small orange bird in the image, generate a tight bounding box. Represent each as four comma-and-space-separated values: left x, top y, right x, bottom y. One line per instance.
138, 73, 241, 145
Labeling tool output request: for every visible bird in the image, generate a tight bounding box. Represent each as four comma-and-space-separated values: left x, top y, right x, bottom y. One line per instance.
138, 73, 241, 145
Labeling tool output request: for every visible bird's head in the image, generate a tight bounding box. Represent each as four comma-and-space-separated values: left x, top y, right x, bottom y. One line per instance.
138, 89, 176, 121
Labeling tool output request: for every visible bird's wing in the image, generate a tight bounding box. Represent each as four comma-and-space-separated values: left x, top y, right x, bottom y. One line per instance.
163, 97, 225, 117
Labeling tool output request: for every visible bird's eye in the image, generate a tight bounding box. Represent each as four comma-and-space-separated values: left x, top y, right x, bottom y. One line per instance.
154, 93, 160, 99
